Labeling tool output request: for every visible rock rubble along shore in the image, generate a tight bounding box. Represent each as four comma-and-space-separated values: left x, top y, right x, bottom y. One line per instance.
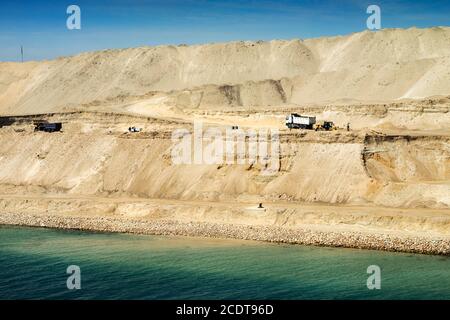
1, 211, 449, 256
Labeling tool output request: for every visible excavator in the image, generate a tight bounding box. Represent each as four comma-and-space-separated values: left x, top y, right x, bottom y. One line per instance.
315, 121, 337, 131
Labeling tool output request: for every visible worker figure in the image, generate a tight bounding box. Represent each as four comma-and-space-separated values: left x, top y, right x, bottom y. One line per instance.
258, 203, 264, 209
347, 123, 350, 131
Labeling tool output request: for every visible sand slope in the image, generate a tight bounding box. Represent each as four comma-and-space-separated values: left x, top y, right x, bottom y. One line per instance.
2, 27, 450, 114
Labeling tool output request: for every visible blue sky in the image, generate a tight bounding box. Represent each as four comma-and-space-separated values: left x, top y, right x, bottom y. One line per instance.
1, 0, 450, 61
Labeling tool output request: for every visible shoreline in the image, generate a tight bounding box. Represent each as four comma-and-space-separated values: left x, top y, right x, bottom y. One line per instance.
1, 211, 449, 256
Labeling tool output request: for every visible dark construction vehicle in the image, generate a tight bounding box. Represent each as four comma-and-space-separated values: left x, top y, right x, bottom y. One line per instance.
315, 121, 336, 131
34, 122, 62, 132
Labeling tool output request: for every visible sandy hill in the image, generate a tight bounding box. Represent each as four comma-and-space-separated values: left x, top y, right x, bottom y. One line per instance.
1, 27, 450, 115
0, 28, 449, 252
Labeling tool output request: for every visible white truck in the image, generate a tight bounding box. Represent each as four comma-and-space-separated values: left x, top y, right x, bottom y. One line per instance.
285, 113, 316, 129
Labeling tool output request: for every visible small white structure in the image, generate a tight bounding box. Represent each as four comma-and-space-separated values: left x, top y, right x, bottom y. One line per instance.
128, 126, 142, 133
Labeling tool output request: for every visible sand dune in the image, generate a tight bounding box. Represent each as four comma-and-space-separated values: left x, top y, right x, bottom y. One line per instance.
2, 27, 450, 115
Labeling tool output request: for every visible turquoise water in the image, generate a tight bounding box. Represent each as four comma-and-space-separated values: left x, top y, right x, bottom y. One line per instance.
0, 225, 449, 300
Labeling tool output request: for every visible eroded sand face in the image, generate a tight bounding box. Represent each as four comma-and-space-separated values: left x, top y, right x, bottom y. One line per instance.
0, 27, 449, 254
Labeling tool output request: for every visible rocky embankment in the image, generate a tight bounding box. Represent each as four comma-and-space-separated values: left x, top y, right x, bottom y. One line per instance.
1, 210, 449, 256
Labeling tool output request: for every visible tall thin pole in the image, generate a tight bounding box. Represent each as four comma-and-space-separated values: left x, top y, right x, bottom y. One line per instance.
20, 45, 23, 63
